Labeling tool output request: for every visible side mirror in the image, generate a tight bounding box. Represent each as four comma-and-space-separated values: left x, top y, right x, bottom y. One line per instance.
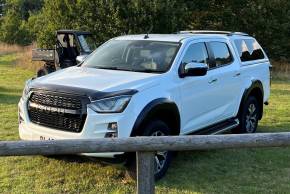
179, 62, 208, 78
76, 55, 88, 64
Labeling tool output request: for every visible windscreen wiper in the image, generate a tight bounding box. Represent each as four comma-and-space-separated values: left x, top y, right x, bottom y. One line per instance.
95, 66, 119, 70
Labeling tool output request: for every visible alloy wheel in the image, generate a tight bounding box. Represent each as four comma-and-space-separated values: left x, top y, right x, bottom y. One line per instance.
245, 103, 258, 133
151, 130, 168, 174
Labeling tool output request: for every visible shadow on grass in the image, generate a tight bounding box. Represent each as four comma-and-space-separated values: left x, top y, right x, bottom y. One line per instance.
0, 86, 23, 94
45, 154, 126, 166
0, 57, 16, 66
157, 149, 265, 192
258, 125, 290, 132
270, 88, 290, 96
0, 93, 21, 104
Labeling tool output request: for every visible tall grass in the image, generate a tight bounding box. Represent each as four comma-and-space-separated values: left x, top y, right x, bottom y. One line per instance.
15, 45, 43, 72
0, 43, 43, 72
0, 43, 25, 54
271, 60, 290, 80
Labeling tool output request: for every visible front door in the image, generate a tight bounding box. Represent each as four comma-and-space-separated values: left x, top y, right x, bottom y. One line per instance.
179, 41, 218, 133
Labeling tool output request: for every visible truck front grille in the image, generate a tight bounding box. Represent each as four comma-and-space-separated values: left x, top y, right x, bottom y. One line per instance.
30, 92, 82, 110
28, 91, 88, 133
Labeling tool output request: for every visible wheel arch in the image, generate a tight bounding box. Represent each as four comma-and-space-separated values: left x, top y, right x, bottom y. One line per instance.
130, 98, 181, 136
239, 80, 264, 120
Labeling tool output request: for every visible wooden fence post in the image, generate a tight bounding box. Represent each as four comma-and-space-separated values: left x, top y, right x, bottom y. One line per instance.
136, 151, 155, 194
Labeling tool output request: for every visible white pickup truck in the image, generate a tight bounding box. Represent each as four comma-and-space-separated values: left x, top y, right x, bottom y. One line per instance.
19, 31, 271, 179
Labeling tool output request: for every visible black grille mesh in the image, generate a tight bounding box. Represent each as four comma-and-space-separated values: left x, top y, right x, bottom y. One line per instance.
28, 91, 86, 133
30, 92, 82, 110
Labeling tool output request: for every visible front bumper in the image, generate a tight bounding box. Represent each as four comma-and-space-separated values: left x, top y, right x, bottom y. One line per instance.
18, 96, 135, 158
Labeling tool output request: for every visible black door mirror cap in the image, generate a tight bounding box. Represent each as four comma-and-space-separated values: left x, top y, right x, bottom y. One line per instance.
179, 62, 208, 78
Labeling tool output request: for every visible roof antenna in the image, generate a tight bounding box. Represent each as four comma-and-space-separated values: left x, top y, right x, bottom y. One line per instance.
144, 26, 153, 39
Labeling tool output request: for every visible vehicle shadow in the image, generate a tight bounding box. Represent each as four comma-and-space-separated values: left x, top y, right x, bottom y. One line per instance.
45, 154, 126, 166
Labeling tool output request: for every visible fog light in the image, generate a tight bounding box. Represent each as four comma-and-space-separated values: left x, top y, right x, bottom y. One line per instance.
108, 122, 118, 130
105, 122, 118, 138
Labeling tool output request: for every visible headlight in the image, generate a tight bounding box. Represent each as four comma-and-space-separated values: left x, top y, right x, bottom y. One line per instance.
88, 95, 132, 113
22, 79, 32, 97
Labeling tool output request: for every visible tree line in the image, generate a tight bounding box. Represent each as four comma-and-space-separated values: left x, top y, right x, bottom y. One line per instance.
0, 0, 289, 61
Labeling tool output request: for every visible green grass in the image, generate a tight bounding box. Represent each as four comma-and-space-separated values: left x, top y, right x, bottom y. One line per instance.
0, 53, 290, 193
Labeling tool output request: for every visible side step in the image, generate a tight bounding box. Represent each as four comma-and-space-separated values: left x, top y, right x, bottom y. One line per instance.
190, 119, 240, 135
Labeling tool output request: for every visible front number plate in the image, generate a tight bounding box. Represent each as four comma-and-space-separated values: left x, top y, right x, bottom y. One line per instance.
40, 136, 54, 140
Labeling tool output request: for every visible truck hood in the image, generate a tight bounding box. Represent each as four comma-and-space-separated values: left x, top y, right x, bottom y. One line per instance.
33, 66, 160, 93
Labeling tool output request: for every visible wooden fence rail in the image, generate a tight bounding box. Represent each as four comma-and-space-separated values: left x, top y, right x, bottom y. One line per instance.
1, 132, 290, 194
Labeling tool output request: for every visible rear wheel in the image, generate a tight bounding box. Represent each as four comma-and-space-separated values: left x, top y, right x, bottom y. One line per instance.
235, 96, 260, 133
125, 120, 173, 181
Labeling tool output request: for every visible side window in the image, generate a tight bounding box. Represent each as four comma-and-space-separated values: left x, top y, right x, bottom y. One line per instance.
208, 42, 233, 67
181, 42, 209, 66
234, 39, 265, 62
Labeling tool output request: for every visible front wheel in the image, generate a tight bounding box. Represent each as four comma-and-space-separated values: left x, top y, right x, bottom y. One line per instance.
236, 96, 260, 133
125, 120, 173, 181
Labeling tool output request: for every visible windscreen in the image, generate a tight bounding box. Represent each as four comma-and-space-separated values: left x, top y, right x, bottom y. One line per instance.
78, 34, 97, 53
81, 40, 180, 73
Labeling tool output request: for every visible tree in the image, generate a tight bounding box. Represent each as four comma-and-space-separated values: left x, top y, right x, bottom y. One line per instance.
28, 0, 79, 47
32, 0, 191, 47
187, 0, 290, 61
117, 0, 189, 34
74, 0, 122, 45
0, 0, 289, 61
0, 0, 43, 45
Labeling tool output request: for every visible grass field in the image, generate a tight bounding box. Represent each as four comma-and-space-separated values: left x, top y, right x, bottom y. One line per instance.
0, 53, 290, 194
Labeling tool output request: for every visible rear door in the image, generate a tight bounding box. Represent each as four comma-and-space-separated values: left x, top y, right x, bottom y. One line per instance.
204, 40, 243, 121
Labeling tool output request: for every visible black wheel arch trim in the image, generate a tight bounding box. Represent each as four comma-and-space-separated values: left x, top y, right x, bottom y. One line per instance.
131, 98, 181, 136
239, 80, 264, 120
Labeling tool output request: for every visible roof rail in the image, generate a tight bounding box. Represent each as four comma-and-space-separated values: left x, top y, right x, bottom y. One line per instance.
176, 30, 249, 36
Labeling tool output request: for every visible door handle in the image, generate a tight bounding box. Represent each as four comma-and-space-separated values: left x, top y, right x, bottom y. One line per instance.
208, 78, 218, 84
234, 72, 241, 77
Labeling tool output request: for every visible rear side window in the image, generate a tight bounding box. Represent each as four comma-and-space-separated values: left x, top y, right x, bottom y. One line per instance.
208, 42, 233, 67
181, 42, 209, 65
234, 39, 265, 62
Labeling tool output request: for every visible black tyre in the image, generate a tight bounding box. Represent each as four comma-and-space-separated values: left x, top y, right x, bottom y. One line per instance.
125, 120, 173, 181
37, 65, 55, 77
236, 96, 260, 133
37, 67, 48, 77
